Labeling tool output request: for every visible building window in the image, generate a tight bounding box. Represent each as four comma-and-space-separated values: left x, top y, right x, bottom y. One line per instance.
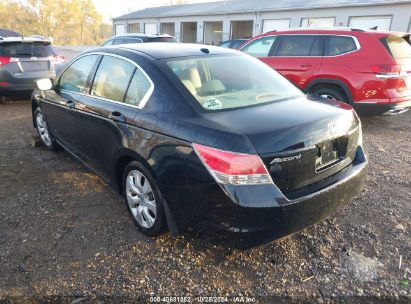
301, 17, 335, 28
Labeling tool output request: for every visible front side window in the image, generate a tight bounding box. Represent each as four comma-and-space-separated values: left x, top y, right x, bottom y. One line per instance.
241, 36, 276, 57
324, 36, 357, 56
276, 35, 321, 56
101, 39, 113, 47
91, 56, 135, 102
167, 55, 303, 111
125, 69, 152, 106
58, 54, 98, 93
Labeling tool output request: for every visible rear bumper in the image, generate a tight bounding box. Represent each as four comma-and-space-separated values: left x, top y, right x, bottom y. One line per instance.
162, 146, 367, 241
353, 99, 411, 116
0, 71, 55, 94
0, 82, 35, 93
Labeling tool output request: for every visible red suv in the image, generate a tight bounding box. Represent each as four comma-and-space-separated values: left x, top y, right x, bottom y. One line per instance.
240, 28, 411, 116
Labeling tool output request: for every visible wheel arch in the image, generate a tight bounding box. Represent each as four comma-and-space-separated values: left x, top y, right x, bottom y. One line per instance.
306, 78, 354, 104
112, 148, 180, 235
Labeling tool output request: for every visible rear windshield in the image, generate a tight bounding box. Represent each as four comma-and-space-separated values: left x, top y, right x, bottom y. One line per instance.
383, 36, 411, 59
166, 55, 303, 111
149, 37, 178, 43
0, 41, 55, 57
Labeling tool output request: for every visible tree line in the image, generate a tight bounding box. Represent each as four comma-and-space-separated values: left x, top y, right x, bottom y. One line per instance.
0, 0, 111, 46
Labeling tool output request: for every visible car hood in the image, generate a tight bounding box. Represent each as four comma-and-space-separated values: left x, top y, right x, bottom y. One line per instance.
203, 94, 358, 154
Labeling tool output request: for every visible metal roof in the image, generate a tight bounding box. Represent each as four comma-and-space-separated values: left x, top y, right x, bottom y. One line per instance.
113, 0, 411, 21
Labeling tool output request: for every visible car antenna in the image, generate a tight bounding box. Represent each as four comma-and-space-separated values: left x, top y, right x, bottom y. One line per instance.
200, 48, 210, 54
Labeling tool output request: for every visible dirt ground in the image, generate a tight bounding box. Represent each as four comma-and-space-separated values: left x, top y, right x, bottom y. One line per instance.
0, 99, 410, 303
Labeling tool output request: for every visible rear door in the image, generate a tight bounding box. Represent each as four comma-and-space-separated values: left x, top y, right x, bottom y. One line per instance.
0, 41, 57, 82
267, 35, 323, 89
42, 54, 99, 151
73, 54, 154, 177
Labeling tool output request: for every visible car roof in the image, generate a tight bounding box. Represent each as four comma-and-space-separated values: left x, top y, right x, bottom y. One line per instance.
259, 27, 407, 37
96, 43, 240, 60
110, 33, 175, 39
0, 36, 51, 43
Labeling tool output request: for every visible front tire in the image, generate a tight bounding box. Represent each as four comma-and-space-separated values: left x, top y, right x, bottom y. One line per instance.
122, 161, 166, 236
34, 108, 59, 151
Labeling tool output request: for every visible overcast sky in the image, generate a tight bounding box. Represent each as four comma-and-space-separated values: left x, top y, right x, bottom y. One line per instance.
92, 0, 219, 23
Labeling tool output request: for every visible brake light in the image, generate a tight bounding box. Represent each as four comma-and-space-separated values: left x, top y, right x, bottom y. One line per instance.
49, 54, 66, 63
370, 64, 401, 74
192, 143, 273, 185
0, 56, 11, 66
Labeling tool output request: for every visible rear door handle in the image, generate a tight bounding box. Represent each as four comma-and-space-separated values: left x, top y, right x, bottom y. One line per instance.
300, 63, 312, 68
65, 100, 75, 109
109, 111, 126, 123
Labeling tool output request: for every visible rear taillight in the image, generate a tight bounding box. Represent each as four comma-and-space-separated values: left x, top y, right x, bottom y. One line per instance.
49, 54, 66, 63
370, 64, 410, 79
192, 143, 273, 185
0, 56, 11, 66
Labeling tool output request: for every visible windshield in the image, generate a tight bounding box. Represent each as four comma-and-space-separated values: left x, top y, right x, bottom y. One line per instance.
0, 42, 55, 57
167, 55, 303, 111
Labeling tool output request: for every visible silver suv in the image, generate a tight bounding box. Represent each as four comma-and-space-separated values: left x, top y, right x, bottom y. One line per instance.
0, 35, 65, 98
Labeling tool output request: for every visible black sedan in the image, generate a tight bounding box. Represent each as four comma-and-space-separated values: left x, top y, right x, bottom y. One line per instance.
31, 43, 367, 240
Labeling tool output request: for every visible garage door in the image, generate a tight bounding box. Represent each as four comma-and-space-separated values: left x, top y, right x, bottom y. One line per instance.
115, 24, 125, 35
349, 16, 392, 30
301, 17, 335, 27
145, 23, 157, 35
262, 19, 290, 33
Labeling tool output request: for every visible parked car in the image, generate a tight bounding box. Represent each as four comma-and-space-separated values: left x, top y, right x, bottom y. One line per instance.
219, 39, 247, 49
240, 28, 411, 116
101, 33, 178, 47
0, 35, 65, 98
31, 43, 367, 242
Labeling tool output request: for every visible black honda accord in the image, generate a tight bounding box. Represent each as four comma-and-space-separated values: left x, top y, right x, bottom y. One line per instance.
32, 43, 367, 240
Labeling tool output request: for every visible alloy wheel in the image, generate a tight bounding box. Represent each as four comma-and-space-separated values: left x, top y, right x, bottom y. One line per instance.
125, 169, 157, 228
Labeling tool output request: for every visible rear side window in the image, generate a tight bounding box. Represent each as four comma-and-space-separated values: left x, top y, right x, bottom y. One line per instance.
91, 56, 135, 102
241, 36, 276, 57
0, 42, 55, 57
112, 38, 124, 45
324, 36, 357, 56
58, 55, 99, 93
149, 37, 178, 43
125, 69, 152, 106
382, 36, 411, 59
123, 38, 142, 44
276, 35, 321, 56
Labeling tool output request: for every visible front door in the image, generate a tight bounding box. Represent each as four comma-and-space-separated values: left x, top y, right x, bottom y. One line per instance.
73, 54, 154, 178
42, 54, 99, 152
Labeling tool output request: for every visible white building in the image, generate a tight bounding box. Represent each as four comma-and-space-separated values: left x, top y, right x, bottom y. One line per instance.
112, 0, 411, 44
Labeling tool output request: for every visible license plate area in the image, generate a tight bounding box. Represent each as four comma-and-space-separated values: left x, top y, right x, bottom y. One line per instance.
22, 61, 49, 72
315, 138, 345, 172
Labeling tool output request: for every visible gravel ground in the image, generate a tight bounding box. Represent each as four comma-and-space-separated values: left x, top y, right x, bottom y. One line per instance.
0, 100, 410, 303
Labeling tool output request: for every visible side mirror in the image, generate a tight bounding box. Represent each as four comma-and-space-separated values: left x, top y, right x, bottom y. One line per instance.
35, 78, 53, 91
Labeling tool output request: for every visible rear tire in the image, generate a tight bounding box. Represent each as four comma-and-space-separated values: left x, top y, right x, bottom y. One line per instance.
34, 108, 59, 151
122, 161, 166, 237
311, 87, 347, 103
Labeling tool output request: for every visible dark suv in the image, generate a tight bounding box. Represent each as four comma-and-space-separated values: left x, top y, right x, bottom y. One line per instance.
0, 36, 64, 98
101, 34, 178, 47
240, 28, 411, 116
